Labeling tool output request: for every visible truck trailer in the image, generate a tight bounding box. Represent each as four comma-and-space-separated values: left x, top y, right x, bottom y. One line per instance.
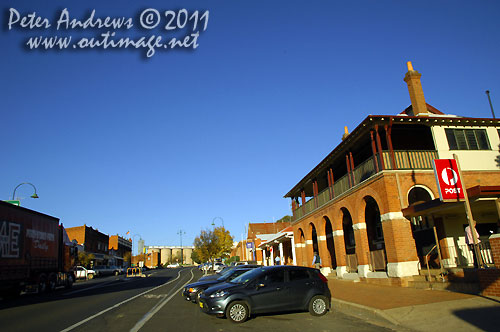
0, 201, 77, 297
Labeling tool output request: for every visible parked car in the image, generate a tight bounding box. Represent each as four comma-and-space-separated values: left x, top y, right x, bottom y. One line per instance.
198, 265, 331, 323
109, 266, 123, 275
167, 263, 180, 268
93, 265, 120, 277
214, 262, 226, 273
183, 266, 259, 303
230, 261, 257, 266
74, 266, 96, 280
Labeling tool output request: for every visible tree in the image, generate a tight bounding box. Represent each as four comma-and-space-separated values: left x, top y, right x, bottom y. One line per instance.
78, 251, 95, 268
191, 250, 200, 264
193, 226, 233, 264
276, 215, 292, 223
123, 251, 131, 266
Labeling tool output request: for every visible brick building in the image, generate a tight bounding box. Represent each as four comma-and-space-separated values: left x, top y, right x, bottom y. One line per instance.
284, 62, 500, 281
109, 235, 132, 267
236, 222, 291, 264
66, 225, 110, 265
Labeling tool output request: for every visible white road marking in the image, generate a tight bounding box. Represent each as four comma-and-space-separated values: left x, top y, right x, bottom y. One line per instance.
129, 268, 195, 332
59, 269, 185, 332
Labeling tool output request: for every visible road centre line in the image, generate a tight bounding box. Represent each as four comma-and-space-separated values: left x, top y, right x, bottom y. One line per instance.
129, 268, 195, 332
60, 269, 186, 332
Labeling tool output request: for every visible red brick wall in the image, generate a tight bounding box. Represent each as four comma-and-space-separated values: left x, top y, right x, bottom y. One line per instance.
490, 235, 500, 268
478, 234, 500, 297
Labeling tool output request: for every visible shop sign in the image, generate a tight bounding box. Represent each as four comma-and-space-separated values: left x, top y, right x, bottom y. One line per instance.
433, 159, 465, 201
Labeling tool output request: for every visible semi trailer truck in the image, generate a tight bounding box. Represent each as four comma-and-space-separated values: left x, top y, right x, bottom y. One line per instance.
0, 201, 77, 297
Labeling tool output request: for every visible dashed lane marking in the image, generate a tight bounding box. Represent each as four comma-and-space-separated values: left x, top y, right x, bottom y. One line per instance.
59, 269, 187, 332
129, 268, 195, 332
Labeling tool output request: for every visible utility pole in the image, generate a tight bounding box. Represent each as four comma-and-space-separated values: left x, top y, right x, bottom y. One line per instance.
177, 229, 186, 264
486, 90, 496, 119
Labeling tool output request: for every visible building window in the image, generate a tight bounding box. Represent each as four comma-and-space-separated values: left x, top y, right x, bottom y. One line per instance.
445, 129, 490, 150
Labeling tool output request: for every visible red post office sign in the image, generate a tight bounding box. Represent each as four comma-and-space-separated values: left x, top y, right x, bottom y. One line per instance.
433, 159, 465, 201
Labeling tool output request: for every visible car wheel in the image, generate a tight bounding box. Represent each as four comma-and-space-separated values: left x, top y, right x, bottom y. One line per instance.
308, 295, 329, 316
226, 301, 249, 323
114, 271, 119, 276
87, 273, 94, 280
195, 291, 202, 303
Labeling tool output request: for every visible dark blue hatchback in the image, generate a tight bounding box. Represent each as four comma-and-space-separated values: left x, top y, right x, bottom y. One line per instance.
198, 265, 331, 323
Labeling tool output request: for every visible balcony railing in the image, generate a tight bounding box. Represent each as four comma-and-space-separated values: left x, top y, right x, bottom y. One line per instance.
383, 150, 438, 170
292, 150, 438, 222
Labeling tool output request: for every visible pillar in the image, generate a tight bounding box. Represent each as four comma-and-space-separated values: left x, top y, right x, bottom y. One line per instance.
291, 235, 297, 265
279, 243, 284, 264
353, 222, 370, 277
381, 212, 419, 277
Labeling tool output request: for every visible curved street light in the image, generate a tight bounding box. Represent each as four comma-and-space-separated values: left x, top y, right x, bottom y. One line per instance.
12, 182, 39, 200
211, 216, 224, 228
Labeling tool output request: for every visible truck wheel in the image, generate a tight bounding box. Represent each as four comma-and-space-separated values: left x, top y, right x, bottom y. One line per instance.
65, 274, 74, 289
308, 295, 329, 316
114, 271, 119, 276
2, 286, 21, 299
37, 275, 47, 294
48, 274, 57, 292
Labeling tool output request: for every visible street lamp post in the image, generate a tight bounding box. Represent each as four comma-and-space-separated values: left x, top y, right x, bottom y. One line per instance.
211, 216, 224, 228
177, 229, 186, 264
12, 182, 39, 200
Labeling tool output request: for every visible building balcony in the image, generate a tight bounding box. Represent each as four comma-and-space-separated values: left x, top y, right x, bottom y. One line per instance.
292, 150, 438, 222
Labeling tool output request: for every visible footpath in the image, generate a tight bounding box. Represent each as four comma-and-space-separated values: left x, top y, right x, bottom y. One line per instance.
328, 278, 500, 332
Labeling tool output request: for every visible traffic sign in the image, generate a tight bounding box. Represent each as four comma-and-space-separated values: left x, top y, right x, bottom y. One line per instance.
433, 159, 465, 201
3, 200, 20, 206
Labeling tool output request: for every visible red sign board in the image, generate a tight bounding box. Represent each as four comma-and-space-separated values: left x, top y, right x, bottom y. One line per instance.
433, 159, 465, 201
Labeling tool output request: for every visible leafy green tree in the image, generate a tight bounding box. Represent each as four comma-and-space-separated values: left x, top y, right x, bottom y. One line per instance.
123, 251, 131, 266
78, 251, 95, 268
276, 215, 292, 223
194, 226, 233, 264
191, 250, 200, 264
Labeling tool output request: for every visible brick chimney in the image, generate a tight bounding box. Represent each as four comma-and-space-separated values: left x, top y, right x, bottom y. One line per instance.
404, 61, 428, 116
342, 126, 349, 140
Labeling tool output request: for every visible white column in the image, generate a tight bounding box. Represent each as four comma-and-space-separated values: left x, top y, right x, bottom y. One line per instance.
279, 242, 284, 265
270, 247, 274, 266
291, 236, 297, 266
262, 249, 267, 266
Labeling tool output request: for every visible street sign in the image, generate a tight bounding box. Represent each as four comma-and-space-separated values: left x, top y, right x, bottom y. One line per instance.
246, 242, 253, 249
3, 200, 20, 206
433, 159, 465, 201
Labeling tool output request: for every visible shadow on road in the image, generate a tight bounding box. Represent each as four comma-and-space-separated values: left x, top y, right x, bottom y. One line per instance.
453, 305, 500, 331
0, 267, 194, 310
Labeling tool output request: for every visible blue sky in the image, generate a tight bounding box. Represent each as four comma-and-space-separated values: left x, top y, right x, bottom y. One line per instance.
2, 1, 500, 251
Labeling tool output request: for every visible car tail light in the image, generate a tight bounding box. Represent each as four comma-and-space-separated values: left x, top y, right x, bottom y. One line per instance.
317, 272, 328, 284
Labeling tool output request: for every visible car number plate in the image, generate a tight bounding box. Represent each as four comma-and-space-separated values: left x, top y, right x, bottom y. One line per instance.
199, 302, 203, 308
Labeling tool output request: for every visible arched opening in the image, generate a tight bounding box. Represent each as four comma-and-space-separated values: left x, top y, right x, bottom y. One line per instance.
342, 208, 357, 272
299, 228, 306, 266
364, 196, 386, 271
408, 186, 436, 267
324, 216, 337, 269
310, 222, 319, 254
